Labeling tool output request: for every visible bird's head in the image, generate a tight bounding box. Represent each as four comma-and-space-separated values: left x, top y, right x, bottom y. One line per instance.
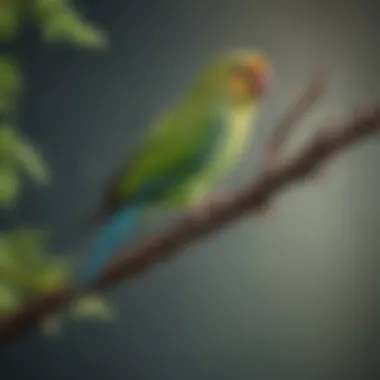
226, 51, 270, 105
188, 50, 271, 107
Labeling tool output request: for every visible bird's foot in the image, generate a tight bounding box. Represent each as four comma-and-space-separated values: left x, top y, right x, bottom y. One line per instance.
189, 190, 276, 220
189, 190, 235, 220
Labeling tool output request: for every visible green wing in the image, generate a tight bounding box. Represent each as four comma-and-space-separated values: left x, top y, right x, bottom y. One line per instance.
96, 104, 224, 221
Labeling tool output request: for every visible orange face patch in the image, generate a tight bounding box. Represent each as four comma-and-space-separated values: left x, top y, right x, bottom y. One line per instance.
245, 56, 268, 76
226, 53, 270, 100
228, 74, 250, 97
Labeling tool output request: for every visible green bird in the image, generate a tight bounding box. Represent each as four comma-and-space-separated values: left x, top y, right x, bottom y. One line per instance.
78, 49, 272, 284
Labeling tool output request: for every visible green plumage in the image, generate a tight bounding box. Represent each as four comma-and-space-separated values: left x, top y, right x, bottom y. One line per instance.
79, 49, 270, 282
96, 50, 268, 222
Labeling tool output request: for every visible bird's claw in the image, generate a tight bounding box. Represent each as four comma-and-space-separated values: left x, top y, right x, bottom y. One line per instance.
190, 190, 277, 220
190, 191, 234, 220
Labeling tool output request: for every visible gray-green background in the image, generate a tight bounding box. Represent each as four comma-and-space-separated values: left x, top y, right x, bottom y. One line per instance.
2, 0, 379, 379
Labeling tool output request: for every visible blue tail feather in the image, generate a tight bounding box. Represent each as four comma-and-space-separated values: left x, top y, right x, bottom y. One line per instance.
78, 204, 142, 285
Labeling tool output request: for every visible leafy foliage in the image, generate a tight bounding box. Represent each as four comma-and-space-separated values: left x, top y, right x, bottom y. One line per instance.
33, 0, 107, 48
0, 283, 21, 314
0, 0, 22, 40
0, 229, 69, 303
0, 124, 49, 205
70, 294, 115, 322
0, 228, 115, 335
0, 56, 21, 112
39, 294, 115, 337
0, 0, 113, 335
0, 0, 107, 207
0, 55, 47, 205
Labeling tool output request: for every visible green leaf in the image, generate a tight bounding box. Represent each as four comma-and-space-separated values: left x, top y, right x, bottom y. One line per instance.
0, 234, 15, 270
34, 0, 70, 17
0, 283, 21, 315
0, 56, 22, 110
35, 258, 69, 293
14, 136, 49, 185
66, 20, 106, 49
0, 164, 19, 205
9, 229, 49, 266
0, 125, 49, 185
6, 229, 51, 288
34, 1, 107, 49
0, 0, 21, 40
0, 233, 30, 288
0, 125, 18, 157
45, 12, 106, 49
69, 294, 115, 322
40, 314, 62, 337
0, 229, 71, 295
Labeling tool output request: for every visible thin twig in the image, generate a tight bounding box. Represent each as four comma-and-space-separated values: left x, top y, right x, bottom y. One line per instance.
0, 82, 379, 344
97, 108, 379, 289
264, 69, 329, 169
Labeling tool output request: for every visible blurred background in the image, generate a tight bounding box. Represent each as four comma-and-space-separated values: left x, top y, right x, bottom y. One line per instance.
2, 0, 380, 379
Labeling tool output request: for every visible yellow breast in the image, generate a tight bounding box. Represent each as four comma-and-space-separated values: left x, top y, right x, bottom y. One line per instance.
223, 105, 256, 161
207, 104, 256, 181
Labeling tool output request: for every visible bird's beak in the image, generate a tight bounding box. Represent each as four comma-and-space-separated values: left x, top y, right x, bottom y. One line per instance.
250, 67, 267, 97
245, 56, 269, 97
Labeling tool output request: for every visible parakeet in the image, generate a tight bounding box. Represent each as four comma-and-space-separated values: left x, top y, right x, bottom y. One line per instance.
78, 49, 271, 284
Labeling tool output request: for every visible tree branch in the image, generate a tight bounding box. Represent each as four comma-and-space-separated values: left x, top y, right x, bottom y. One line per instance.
265, 68, 329, 165
0, 75, 379, 343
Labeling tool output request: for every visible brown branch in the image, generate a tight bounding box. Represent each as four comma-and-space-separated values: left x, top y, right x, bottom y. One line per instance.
264, 69, 329, 168
0, 84, 379, 344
